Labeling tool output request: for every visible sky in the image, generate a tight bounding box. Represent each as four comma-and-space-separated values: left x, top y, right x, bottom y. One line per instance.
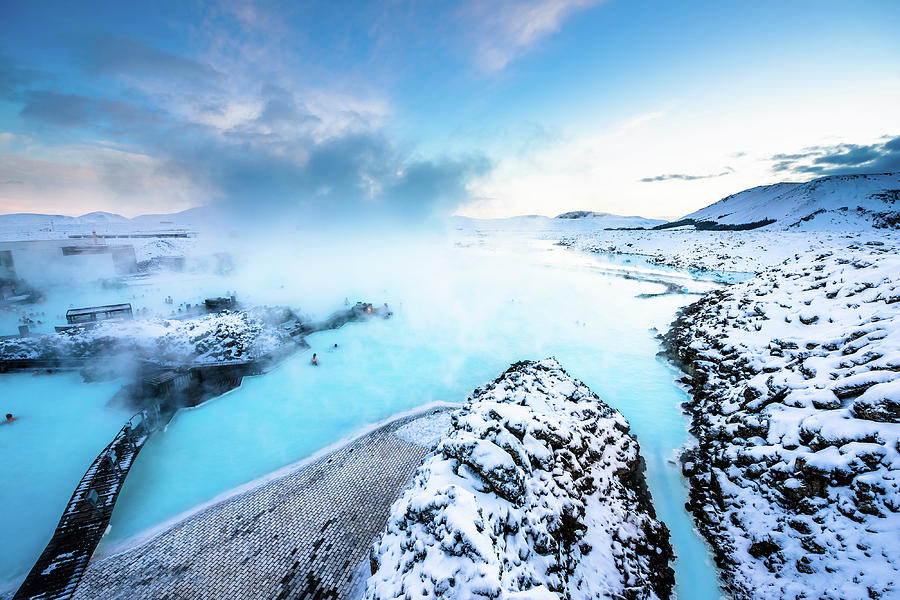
0, 0, 899, 220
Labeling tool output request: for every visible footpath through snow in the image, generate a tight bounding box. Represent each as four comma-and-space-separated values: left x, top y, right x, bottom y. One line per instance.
663, 240, 900, 599
365, 358, 674, 600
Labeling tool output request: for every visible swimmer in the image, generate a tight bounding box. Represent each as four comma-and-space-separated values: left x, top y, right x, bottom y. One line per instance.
311, 353, 319, 366
4, 413, 17, 424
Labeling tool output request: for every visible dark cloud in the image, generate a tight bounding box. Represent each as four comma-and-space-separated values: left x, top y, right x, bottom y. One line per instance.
770, 135, 900, 175
0, 55, 42, 99
20, 91, 93, 126
76, 35, 223, 85
20, 90, 166, 130
178, 130, 491, 227
12, 57, 488, 225
639, 168, 732, 183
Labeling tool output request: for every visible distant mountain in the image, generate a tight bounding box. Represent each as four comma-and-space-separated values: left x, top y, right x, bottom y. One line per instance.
555, 211, 667, 228
454, 212, 665, 230
679, 173, 900, 230
76, 211, 132, 224
130, 206, 211, 227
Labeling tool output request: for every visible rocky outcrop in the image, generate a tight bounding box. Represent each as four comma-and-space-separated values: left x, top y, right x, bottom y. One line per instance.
365, 358, 674, 600
661, 242, 900, 600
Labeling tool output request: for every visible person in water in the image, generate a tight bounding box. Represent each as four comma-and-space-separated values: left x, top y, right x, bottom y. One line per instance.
4, 413, 17, 424
311, 353, 319, 366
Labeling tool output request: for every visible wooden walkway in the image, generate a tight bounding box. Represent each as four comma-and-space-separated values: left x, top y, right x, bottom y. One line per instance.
12, 409, 161, 600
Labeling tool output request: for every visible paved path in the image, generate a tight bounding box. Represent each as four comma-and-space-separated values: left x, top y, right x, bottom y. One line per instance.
70, 408, 451, 600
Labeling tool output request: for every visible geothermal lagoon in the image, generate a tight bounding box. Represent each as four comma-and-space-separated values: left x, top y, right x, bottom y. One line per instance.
1, 229, 736, 598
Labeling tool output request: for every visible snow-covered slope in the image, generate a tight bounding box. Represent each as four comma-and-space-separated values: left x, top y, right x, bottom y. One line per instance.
663, 242, 900, 600
681, 173, 900, 230
366, 358, 674, 600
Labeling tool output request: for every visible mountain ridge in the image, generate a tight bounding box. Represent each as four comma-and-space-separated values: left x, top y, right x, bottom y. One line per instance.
680, 172, 900, 230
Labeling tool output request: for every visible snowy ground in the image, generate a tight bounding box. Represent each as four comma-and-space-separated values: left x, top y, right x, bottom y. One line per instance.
662, 241, 900, 600
557, 229, 898, 273
365, 358, 674, 600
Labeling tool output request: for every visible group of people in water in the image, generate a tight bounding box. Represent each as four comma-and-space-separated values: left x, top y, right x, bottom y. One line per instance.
310, 343, 340, 366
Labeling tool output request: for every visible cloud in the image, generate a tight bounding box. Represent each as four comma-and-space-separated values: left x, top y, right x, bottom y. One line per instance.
10, 82, 488, 223
20, 90, 166, 130
619, 111, 665, 131
462, 0, 603, 72
639, 168, 733, 183
0, 147, 206, 216
770, 135, 900, 175
3, 17, 488, 223
0, 55, 42, 99
76, 35, 223, 85
171, 128, 491, 227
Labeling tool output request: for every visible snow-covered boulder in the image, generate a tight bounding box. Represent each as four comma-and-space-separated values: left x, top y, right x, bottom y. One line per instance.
852, 380, 900, 423
365, 358, 674, 600
663, 242, 900, 600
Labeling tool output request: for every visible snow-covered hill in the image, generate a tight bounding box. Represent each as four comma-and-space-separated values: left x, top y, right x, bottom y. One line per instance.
0, 208, 204, 241
681, 173, 900, 230
555, 211, 667, 228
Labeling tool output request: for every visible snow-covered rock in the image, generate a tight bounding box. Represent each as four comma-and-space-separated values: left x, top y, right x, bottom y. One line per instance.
662, 242, 900, 600
365, 358, 674, 600
0, 308, 299, 366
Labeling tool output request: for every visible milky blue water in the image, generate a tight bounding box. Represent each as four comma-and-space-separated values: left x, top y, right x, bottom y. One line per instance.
102, 236, 723, 599
1, 234, 726, 598
0, 374, 127, 591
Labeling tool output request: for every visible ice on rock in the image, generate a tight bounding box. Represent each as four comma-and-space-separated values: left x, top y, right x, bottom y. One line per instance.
365, 358, 674, 600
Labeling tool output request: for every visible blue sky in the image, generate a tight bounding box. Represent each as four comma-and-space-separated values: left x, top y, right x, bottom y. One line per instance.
1, 0, 898, 219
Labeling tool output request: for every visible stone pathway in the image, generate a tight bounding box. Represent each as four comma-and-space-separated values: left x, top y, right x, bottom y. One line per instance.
71, 408, 452, 600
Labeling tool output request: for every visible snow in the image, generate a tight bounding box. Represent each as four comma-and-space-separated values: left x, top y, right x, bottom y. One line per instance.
664, 240, 900, 599
394, 411, 453, 447
0, 308, 298, 366
558, 228, 897, 274
0, 207, 212, 242
365, 358, 674, 600
680, 173, 900, 230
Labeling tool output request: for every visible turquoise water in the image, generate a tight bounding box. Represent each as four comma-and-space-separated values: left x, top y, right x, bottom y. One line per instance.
0, 373, 127, 591
97, 237, 723, 599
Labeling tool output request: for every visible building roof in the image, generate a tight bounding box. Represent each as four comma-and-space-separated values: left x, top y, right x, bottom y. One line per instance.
66, 303, 132, 317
